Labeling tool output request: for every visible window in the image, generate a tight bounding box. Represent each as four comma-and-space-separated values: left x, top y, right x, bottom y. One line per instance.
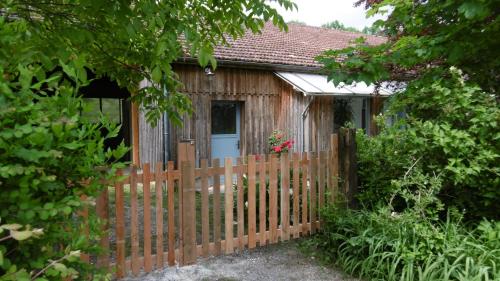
334, 97, 370, 133
211, 102, 237, 134
81, 98, 122, 123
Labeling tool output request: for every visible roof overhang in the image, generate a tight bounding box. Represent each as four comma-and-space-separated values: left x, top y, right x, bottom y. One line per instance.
175, 57, 323, 73
275, 71, 394, 97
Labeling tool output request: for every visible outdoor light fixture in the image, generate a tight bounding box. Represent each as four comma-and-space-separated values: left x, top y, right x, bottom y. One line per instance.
204, 67, 215, 76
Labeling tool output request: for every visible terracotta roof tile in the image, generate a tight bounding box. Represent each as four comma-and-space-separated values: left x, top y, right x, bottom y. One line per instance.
211, 22, 386, 68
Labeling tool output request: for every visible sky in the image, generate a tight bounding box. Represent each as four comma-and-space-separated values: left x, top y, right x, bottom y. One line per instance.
269, 0, 383, 30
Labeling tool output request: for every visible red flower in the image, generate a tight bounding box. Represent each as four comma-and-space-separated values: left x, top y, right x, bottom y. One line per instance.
273, 146, 282, 153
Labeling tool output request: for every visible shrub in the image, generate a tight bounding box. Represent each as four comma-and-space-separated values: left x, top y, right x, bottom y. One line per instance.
356, 68, 500, 220
304, 163, 500, 280
0, 18, 127, 280
268, 130, 294, 155
304, 206, 500, 281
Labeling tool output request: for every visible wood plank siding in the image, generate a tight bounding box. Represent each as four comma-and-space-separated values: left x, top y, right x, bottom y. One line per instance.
138, 80, 164, 168
138, 65, 336, 165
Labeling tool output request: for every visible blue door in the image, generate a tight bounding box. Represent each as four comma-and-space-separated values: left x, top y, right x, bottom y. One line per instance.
211, 101, 241, 162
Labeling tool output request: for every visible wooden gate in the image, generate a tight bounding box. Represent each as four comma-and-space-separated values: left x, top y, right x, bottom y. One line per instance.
88, 131, 357, 278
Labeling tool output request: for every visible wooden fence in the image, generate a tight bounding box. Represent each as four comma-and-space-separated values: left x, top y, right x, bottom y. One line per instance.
88, 131, 357, 279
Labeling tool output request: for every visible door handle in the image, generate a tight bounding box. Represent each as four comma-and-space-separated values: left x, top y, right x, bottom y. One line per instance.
237, 140, 240, 150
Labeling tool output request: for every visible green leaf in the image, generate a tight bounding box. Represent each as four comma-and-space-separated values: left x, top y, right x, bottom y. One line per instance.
10, 230, 32, 241
151, 66, 162, 83
61, 142, 84, 150
458, 1, 489, 19
1, 224, 22, 231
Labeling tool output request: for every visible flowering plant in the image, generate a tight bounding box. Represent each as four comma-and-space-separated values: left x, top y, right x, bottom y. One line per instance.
268, 130, 294, 155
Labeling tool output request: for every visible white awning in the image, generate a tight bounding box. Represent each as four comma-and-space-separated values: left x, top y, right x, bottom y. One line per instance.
275, 72, 393, 96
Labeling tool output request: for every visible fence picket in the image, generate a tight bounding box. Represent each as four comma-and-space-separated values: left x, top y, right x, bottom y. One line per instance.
142, 163, 152, 272
280, 153, 290, 241
212, 159, 222, 255
301, 153, 308, 235
247, 155, 257, 249
330, 134, 339, 203
130, 167, 140, 275
319, 151, 326, 228
309, 152, 317, 234
181, 161, 196, 265
167, 161, 176, 266
155, 163, 164, 268
258, 155, 267, 246
224, 158, 234, 254
236, 157, 244, 251
114, 170, 126, 278
292, 153, 300, 238
201, 159, 210, 257
269, 155, 278, 244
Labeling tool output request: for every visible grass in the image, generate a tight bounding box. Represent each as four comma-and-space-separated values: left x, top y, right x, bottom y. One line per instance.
301, 206, 500, 281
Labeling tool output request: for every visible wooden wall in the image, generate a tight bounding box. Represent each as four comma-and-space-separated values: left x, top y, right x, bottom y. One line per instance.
138, 64, 336, 165
138, 80, 164, 168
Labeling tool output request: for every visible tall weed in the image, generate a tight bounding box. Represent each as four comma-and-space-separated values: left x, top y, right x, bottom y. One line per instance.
304, 206, 500, 281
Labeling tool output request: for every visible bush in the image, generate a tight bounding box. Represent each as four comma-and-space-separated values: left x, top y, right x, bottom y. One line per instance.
304, 161, 500, 280
0, 18, 127, 280
356, 68, 500, 220
307, 207, 500, 281
304, 206, 500, 281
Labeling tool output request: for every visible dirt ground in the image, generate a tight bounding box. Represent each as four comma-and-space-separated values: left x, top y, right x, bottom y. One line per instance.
121, 240, 357, 281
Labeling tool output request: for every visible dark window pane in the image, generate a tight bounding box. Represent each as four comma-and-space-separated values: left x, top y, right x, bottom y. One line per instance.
81, 98, 100, 122
101, 98, 121, 123
211, 102, 237, 134
81, 98, 122, 123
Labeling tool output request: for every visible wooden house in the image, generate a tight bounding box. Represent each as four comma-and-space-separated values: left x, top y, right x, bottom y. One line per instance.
135, 23, 389, 166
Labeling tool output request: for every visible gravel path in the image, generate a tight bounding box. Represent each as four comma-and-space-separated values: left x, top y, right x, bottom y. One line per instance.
122, 240, 356, 281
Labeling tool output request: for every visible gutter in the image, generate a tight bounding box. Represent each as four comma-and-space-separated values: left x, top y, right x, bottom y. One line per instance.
174, 58, 324, 73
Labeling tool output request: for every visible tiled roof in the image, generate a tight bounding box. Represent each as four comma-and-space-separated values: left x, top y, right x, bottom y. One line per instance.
211, 22, 386, 68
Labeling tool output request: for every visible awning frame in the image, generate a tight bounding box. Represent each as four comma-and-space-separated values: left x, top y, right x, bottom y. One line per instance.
274, 71, 393, 97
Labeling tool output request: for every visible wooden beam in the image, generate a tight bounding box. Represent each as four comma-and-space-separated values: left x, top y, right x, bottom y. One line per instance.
131, 97, 140, 166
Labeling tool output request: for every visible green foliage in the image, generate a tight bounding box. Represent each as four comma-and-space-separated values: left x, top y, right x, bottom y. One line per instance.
322, 20, 360, 33
0, 14, 128, 280
303, 160, 499, 280
1, 0, 296, 125
304, 206, 500, 281
356, 69, 499, 220
319, 0, 500, 95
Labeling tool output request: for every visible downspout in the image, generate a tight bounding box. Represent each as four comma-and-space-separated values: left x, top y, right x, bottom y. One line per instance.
301, 94, 314, 152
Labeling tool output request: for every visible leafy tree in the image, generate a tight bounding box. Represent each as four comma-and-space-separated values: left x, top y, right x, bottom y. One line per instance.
0, 0, 295, 279
322, 20, 359, 32
288, 20, 307, 25
317, 0, 500, 220
319, 0, 500, 94
361, 25, 383, 35
322, 20, 383, 35
1, 0, 296, 124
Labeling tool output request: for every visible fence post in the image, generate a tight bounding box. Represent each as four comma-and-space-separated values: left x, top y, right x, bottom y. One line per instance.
339, 128, 358, 208
330, 134, 339, 204
177, 140, 195, 264
181, 160, 196, 265
114, 170, 126, 278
